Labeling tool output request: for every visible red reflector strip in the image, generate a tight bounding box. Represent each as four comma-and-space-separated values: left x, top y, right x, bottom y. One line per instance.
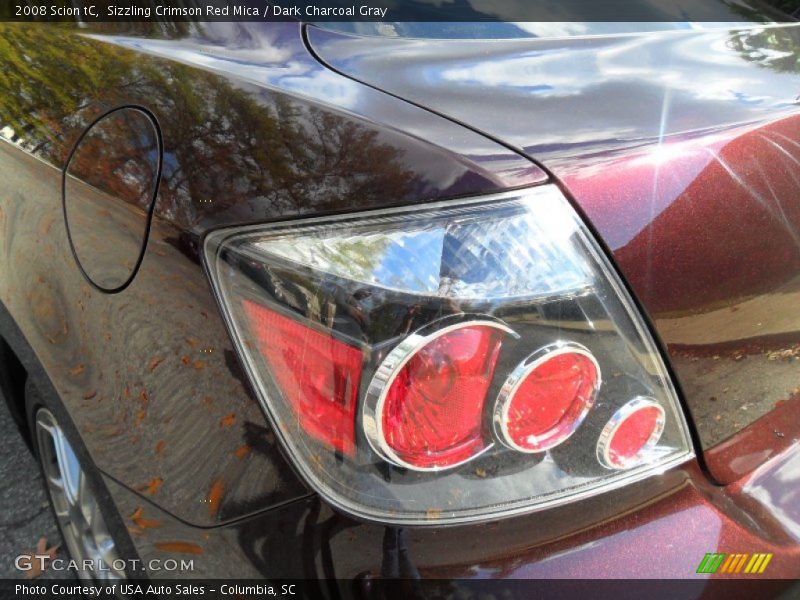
241, 300, 362, 456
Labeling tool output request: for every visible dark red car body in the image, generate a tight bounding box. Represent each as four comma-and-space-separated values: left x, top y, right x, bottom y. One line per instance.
0, 14, 799, 594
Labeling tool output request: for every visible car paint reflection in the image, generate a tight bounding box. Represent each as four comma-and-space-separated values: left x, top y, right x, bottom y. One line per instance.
308, 23, 800, 481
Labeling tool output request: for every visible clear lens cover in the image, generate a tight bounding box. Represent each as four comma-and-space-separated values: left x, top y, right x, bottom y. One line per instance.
204, 185, 693, 525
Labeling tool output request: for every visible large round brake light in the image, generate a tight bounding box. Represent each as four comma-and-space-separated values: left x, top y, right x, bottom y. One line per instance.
363, 319, 512, 471
493, 344, 600, 453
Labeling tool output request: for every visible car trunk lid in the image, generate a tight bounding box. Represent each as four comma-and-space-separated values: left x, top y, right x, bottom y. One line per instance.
307, 22, 800, 482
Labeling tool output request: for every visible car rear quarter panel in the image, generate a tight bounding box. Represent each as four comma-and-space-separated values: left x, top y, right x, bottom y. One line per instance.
0, 21, 544, 527
307, 23, 800, 484
3, 20, 800, 583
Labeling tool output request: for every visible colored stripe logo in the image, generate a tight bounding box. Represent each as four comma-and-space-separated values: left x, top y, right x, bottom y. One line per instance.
697, 553, 773, 574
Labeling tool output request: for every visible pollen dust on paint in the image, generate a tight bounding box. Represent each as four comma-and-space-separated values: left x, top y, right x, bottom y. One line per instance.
208, 479, 224, 518
154, 541, 204, 555
68, 364, 85, 377
130, 506, 161, 529
141, 477, 163, 495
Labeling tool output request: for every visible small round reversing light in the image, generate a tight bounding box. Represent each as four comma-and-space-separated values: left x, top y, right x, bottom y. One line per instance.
363, 317, 514, 472
494, 343, 600, 453
597, 397, 665, 470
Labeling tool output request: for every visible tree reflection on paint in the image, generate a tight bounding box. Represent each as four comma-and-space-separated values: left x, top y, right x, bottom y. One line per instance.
0, 23, 420, 231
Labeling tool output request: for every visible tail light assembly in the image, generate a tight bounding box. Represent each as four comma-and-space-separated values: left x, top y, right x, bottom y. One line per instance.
204, 185, 693, 525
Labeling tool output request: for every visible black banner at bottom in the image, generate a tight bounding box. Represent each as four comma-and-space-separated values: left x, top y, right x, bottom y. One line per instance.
2, 579, 800, 600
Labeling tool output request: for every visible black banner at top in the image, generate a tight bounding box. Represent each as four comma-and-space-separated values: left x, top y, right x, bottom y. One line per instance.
2, 0, 800, 23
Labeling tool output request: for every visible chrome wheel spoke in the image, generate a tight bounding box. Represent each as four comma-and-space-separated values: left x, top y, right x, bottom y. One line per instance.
47, 474, 65, 490
54, 430, 81, 507
35, 407, 126, 582
96, 537, 123, 581
97, 537, 117, 564
77, 472, 94, 526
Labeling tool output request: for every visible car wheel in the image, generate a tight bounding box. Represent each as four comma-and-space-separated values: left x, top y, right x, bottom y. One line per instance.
27, 383, 126, 582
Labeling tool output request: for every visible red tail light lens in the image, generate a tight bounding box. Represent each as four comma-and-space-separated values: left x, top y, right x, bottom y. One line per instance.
206, 185, 693, 524
363, 321, 510, 471
597, 398, 666, 470
495, 344, 600, 452
241, 300, 362, 456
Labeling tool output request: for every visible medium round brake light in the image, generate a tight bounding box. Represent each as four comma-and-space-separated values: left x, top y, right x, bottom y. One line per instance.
363, 319, 512, 471
597, 397, 665, 469
494, 344, 600, 453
